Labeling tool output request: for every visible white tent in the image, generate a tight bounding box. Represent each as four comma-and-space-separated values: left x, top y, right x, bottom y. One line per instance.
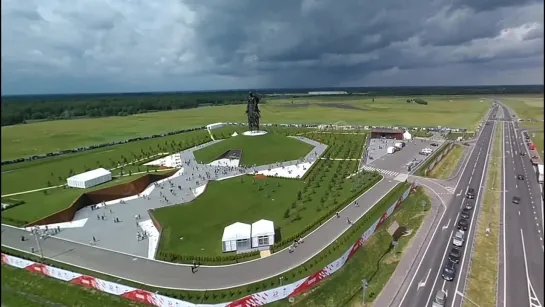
403, 131, 412, 140
231, 132, 239, 137
251, 219, 275, 248
222, 222, 251, 252
66, 168, 112, 189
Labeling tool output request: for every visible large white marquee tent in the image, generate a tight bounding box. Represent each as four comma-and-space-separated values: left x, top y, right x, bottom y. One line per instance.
222, 222, 251, 252
251, 219, 275, 248
403, 131, 412, 140
66, 168, 112, 189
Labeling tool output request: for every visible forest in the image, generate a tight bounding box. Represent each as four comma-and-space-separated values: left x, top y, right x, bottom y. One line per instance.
1, 85, 542, 126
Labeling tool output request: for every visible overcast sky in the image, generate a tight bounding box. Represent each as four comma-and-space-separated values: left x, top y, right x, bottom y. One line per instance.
1, 0, 543, 95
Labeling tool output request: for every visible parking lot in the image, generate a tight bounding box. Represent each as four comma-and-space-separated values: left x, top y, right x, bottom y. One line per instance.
366, 138, 444, 174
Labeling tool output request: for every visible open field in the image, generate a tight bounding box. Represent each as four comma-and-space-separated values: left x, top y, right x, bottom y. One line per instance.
1, 181, 411, 304
193, 133, 313, 166
533, 131, 544, 160
1, 129, 210, 195
427, 144, 465, 179
253, 187, 431, 307
501, 96, 544, 127
1, 264, 147, 307
463, 122, 501, 307
155, 160, 379, 258
2, 96, 491, 160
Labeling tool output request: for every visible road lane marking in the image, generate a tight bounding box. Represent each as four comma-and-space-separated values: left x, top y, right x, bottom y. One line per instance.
442, 219, 451, 230
521, 229, 543, 307
450, 120, 496, 307
418, 269, 432, 290
397, 183, 448, 306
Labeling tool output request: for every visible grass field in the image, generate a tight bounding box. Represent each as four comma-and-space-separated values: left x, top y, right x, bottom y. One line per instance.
1, 264, 148, 307
2, 181, 411, 304
2, 96, 491, 160
464, 120, 501, 307
193, 133, 313, 166
267, 187, 431, 307
427, 145, 465, 179
500, 96, 544, 124
1, 129, 210, 195
155, 160, 377, 257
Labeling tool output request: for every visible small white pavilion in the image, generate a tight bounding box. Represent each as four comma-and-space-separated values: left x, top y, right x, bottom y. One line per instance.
403, 131, 412, 140
221, 222, 251, 252
251, 219, 275, 248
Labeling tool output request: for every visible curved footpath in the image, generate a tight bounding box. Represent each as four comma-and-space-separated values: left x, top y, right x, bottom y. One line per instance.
1, 177, 399, 290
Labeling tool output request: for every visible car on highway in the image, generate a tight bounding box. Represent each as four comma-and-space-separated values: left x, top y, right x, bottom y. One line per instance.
466, 188, 475, 199
441, 260, 457, 281
520, 151, 526, 156
452, 230, 465, 247
431, 143, 439, 147
512, 196, 521, 204
517, 175, 525, 180
457, 218, 469, 230
432, 290, 447, 307
460, 208, 471, 219
448, 247, 461, 263
465, 201, 474, 210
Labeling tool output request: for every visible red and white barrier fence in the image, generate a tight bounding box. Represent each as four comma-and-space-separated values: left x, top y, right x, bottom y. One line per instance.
2, 182, 417, 307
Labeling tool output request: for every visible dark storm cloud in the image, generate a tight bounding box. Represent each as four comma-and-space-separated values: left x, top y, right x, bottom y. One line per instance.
1, 0, 543, 94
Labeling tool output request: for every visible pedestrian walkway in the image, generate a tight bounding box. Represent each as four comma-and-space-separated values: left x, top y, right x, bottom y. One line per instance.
360, 165, 400, 177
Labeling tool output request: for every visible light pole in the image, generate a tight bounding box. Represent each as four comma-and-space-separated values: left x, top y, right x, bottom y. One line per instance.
32, 227, 44, 259
362, 279, 368, 306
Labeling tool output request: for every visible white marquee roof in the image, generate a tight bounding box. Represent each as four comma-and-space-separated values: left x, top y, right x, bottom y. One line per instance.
222, 222, 251, 241
251, 219, 275, 237
67, 168, 111, 182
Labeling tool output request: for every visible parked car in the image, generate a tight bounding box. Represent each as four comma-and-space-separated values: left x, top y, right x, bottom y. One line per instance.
457, 218, 469, 231
448, 247, 461, 263
441, 260, 457, 281
460, 208, 471, 219
465, 201, 474, 210
466, 188, 475, 199
432, 290, 447, 307
452, 230, 465, 247
517, 175, 525, 180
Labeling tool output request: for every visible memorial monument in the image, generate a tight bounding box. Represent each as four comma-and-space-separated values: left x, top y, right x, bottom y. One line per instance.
243, 91, 267, 136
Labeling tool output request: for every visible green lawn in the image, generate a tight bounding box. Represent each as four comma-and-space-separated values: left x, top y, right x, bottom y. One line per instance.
1, 129, 210, 195
1, 264, 147, 307
2, 181, 410, 304
533, 131, 544, 160
427, 145, 465, 179
267, 187, 431, 307
154, 160, 378, 258
193, 133, 314, 166
1, 172, 166, 226
2, 96, 491, 160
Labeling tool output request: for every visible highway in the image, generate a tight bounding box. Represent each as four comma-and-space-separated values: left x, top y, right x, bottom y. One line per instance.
397, 106, 498, 307
498, 103, 544, 307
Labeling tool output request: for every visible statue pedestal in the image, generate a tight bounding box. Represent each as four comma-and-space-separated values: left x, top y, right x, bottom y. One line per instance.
243, 130, 268, 137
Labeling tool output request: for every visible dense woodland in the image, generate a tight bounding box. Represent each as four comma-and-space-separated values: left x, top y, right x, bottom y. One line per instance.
1, 85, 542, 126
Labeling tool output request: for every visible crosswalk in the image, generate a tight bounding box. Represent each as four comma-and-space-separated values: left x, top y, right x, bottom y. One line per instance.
445, 187, 456, 194
360, 165, 401, 177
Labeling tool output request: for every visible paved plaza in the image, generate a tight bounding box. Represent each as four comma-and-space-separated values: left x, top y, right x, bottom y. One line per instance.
32, 136, 327, 259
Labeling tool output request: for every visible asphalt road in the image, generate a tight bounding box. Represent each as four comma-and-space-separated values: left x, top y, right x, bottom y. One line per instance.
397, 106, 498, 307
1, 176, 400, 290
498, 103, 544, 307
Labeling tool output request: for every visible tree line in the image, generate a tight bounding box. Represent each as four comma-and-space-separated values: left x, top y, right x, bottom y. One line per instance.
2, 85, 542, 126
1, 92, 250, 126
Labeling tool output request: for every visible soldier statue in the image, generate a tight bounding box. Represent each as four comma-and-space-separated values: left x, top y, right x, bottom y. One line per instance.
246, 91, 261, 131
